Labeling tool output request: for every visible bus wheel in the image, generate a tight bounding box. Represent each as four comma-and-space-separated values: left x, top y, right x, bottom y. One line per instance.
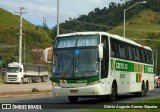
68, 96, 78, 103
157, 84, 159, 88
138, 82, 146, 97
145, 81, 149, 95
107, 83, 117, 102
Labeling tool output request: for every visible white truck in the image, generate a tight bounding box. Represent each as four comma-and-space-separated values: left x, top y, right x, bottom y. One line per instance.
6, 62, 48, 84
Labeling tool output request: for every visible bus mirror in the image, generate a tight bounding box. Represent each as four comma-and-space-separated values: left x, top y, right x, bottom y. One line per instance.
98, 43, 104, 59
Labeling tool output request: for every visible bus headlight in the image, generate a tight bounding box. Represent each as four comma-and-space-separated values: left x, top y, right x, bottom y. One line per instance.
87, 81, 99, 86
52, 82, 60, 86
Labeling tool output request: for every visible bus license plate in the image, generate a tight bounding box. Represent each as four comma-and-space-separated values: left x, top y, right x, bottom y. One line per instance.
70, 90, 78, 93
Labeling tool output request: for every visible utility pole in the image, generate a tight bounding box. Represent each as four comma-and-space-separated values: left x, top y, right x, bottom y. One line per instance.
23, 34, 25, 63
57, 0, 60, 36
15, 7, 27, 64
43, 17, 47, 28
123, 0, 126, 38
154, 49, 158, 75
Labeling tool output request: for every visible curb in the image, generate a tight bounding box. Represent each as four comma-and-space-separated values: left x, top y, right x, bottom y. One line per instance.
0, 89, 52, 98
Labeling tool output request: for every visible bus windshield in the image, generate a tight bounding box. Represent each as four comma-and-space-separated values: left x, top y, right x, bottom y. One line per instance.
55, 35, 99, 48
53, 48, 99, 79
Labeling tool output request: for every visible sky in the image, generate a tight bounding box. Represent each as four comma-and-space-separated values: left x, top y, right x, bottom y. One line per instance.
0, 0, 121, 28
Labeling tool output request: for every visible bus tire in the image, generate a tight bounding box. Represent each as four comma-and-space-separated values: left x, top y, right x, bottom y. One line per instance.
146, 81, 149, 95
138, 81, 146, 97
68, 96, 78, 103
107, 82, 117, 102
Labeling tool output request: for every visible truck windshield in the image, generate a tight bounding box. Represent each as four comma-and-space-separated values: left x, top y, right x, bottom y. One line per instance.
7, 67, 19, 73
53, 48, 99, 79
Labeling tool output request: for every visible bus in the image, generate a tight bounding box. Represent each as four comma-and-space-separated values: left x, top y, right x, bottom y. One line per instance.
50, 32, 154, 103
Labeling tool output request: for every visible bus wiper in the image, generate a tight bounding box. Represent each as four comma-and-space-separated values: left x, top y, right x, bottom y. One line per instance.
75, 63, 87, 78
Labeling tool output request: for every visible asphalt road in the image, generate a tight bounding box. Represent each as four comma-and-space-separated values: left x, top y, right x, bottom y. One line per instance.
0, 88, 160, 112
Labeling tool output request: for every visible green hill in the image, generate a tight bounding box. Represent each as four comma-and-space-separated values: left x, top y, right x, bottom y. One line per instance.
0, 8, 53, 65
109, 10, 160, 72
56, 0, 160, 72
58, 0, 160, 33
1, 0, 160, 71
109, 10, 160, 40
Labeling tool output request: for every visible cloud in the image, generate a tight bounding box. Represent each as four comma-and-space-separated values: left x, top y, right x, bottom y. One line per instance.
0, 0, 120, 27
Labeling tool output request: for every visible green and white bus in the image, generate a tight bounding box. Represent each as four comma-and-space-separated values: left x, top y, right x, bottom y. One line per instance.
50, 32, 154, 103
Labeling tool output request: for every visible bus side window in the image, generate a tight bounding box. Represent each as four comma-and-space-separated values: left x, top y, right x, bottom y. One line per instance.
132, 47, 136, 61
149, 51, 153, 64
142, 49, 148, 63
128, 46, 133, 60
137, 48, 141, 62
141, 49, 143, 63
110, 38, 118, 58
118, 42, 127, 59
147, 50, 152, 64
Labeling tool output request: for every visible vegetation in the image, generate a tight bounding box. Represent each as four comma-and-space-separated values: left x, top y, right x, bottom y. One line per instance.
0, 8, 53, 65
57, 0, 160, 33
53, 0, 160, 73
0, 0, 160, 71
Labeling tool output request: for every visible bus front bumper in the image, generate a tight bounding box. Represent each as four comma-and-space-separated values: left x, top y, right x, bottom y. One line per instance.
52, 83, 103, 96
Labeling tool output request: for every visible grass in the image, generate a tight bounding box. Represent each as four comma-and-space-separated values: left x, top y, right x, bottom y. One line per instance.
109, 10, 160, 39
80, 110, 159, 112
79, 98, 160, 112
0, 77, 5, 84
136, 98, 160, 103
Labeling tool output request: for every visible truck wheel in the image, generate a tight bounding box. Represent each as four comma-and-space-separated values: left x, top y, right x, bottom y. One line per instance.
27, 78, 30, 84
42, 76, 47, 82
36, 77, 41, 83
27, 77, 32, 84
20, 79, 24, 84
68, 96, 78, 103
29, 77, 32, 83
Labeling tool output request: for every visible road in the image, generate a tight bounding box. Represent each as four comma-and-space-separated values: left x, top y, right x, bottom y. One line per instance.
0, 78, 52, 93
0, 88, 160, 112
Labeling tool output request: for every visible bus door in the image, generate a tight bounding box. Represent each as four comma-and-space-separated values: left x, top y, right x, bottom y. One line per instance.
101, 35, 109, 92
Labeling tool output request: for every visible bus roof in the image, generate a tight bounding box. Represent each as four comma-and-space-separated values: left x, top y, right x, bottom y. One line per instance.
57, 31, 152, 51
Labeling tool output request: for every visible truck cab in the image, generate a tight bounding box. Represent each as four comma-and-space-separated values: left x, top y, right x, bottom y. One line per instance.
6, 62, 24, 83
